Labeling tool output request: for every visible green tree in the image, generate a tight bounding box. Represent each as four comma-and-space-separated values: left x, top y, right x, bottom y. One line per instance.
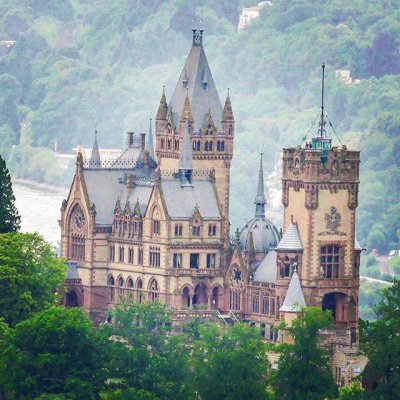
271, 307, 338, 400
359, 280, 400, 398
193, 323, 271, 400
106, 300, 193, 400
2, 306, 109, 399
0, 156, 20, 233
0, 233, 65, 326
101, 388, 159, 400
337, 381, 363, 400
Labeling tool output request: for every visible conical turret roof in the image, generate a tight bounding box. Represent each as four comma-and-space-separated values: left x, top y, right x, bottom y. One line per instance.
169, 30, 223, 130
90, 131, 101, 165
156, 87, 168, 120
222, 90, 234, 122
280, 270, 306, 312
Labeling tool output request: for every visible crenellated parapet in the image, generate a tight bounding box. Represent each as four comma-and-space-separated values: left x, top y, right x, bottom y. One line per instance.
282, 145, 360, 210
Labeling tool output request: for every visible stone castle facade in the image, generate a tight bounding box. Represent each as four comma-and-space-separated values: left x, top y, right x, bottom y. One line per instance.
60, 29, 365, 385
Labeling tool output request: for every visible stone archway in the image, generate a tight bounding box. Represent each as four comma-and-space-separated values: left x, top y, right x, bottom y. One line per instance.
211, 286, 220, 310
322, 292, 356, 323
193, 282, 208, 308
65, 290, 79, 307
182, 287, 191, 309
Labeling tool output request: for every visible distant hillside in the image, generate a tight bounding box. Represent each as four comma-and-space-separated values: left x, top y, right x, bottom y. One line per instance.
0, 0, 399, 254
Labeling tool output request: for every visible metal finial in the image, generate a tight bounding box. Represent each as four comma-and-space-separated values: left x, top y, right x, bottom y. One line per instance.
319, 63, 326, 138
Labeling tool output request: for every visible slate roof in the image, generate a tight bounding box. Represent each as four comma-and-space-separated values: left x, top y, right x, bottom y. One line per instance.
240, 218, 280, 253
83, 170, 125, 224
120, 184, 153, 216
276, 223, 303, 251
161, 179, 220, 218
253, 250, 277, 283
169, 42, 223, 130
280, 271, 306, 312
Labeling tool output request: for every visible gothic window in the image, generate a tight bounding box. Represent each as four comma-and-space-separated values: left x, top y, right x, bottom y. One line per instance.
192, 226, 200, 236
204, 141, 213, 151
217, 141, 225, 151
119, 246, 125, 263
251, 291, 260, 314
150, 246, 161, 267
230, 290, 241, 311
136, 279, 143, 303
109, 245, 115, 262
108, 275, 115, 302
70, 235, 85, 261
128, 247, 134, 264
174, 140, 179, 151
167, 139, 172, 150
271, 297, 275, 316
193, 140, 201, 152
228, 125, 233, 135
320, 245, 340, 278
161, 138, 165, 149
190, 253, 199, 269
206, 253, 216, 268
126, 277, 134, 289
276, 297, 280, 319
208, 224, 217, 236
173, 253, 182, 268
138, 248, 143, 265
261, 292, 270, 315
117, 276, 124, 296
152, 220, 160, 235
149, 279, 159, 302
174, 224, 183, 236
281, 256, 291, 278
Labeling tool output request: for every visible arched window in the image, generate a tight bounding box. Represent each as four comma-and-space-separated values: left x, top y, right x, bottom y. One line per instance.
117, 276, 124, 296
136, 279, 143, 303
261, 292, 270, 315
108, 275, 115, 302
230, 290, 241, 311
281, 256, 291, 278
126, 277, 134, 290
151, 206, 160, 236
161, 138, 165, 149
149, 279, 159, 302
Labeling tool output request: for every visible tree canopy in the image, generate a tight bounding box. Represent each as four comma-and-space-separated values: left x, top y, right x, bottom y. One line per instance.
0, 232, 66, 326
271, 307, 338, 400
0, 155, 20, 233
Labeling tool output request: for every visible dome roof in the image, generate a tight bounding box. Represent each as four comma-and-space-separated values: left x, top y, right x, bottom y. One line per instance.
239, 217, 280, 253
239, 152, 280, 253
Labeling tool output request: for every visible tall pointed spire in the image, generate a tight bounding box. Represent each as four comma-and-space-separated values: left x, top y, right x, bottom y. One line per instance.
254, 153, 266, 219
146, 118, 155, 160
178, 120, 193, 185
222, 89, 234, 122
90, 130, 101, 166
180, 90, 194, 122
156, 86, 168, 120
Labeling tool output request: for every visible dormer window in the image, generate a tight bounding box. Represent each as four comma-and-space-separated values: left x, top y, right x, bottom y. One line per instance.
152, 220, 160, 235
175, 224, 183, 236
192, 226, 200, 236
208, 224, 217, 237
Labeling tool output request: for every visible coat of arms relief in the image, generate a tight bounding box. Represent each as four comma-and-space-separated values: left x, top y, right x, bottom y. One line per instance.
318, 206, 346, 236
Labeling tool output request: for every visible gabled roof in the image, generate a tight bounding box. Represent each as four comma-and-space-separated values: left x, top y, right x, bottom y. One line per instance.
253, 250, 277, 283
168, 39, 223, 130
160, 179, 220, 218
277, 223, 303, 251
280, 271, 306, 312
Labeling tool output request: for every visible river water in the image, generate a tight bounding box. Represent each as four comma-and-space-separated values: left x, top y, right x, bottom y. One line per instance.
12, 181, 68, 249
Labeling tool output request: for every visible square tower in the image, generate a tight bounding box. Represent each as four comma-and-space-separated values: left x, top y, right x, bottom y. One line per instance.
280, 139, 360, 329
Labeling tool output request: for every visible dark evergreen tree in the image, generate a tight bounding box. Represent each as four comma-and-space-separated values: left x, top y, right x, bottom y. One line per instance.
0, 155, 20, 233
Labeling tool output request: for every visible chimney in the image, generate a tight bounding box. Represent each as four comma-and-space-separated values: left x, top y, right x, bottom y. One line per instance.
127, 132, 134, 148
140, 133, 146, 150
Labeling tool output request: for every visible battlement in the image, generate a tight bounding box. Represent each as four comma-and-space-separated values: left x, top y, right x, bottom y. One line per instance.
282, 144, 360, 184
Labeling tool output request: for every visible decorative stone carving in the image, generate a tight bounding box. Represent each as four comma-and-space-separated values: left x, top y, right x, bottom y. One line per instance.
305, 185, 318, 210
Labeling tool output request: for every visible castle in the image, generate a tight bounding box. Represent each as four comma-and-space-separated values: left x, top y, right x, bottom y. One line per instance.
60, 29, 364, 385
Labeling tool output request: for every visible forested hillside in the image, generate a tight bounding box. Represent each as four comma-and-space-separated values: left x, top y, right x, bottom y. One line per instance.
0, 0, 399, 254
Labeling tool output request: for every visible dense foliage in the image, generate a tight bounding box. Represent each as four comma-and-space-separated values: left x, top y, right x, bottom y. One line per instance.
359, 280, 400, 398
0, 155, 20, 233
1, 306, 109, 399
271, 307, 338, 400
0, 232, 66, 326
0, 0, 398, 252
